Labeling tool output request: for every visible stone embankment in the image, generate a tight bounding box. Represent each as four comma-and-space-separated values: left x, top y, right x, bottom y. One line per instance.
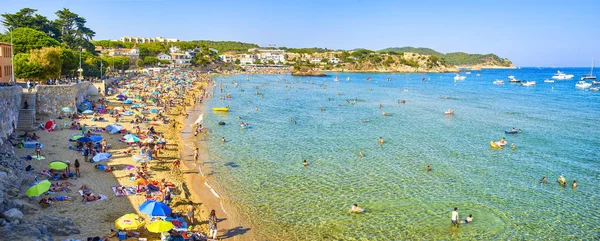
0, 86, 22, 146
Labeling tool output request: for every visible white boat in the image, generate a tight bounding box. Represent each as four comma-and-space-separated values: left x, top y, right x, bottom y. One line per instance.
508, 75, 515, 79
575, 81, 592, 89
593, 80, 600, 85
454, 74, 466, 81
346, 77, 350, 81
581, 58, 596, 80
493, 80, 504, 85
508, 76, 521, 83
590, 87, 599, 92
476, 74, 481, 77
334, 76, 339, 82
465, 72, 471, 74
521, 81, 536, 86
544, 79, 555, 83
552, 71, 574, 80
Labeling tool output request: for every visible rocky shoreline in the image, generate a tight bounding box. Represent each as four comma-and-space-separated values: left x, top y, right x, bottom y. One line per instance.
0, 143, 81, 240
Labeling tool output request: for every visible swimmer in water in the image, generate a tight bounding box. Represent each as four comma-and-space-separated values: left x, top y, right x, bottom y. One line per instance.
379, 137, 384, 145
541, 176, 547, 184
426, 165, 431, 172
350, 203, 364, 213
221, 137, 226, 143
572, 180, 577, 189
290, 117, 293, 121
359, 152, 363, 158
511, 143, 516, 150
303, 160, 308, 167
255, 106, 258, 111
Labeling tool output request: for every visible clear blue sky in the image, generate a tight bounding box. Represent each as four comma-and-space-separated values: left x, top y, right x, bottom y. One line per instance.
3, 0, 599, 66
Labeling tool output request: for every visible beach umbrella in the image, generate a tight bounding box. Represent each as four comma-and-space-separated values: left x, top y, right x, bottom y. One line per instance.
89, 135, 103, 142
149, 109, 159, 114
125, 135, 141, 143
26, 180, 51, 197
72, 135, 84, 140
134, 178, 148, 186
153, 91, 160, 95
132, 154, 150, 163
131, 104, 141, 108
48, 161, 68, 170
139, 200, 172, 216
61, 107, 73, 113
77, 137, 93, 143
82, 110, 94, 115
117, 94, 127, 99
92, 152, 112, 162
123, 111, 134, 116
147, 220, 175, 233
123, 100, 133, 104
124, 134, 138, 139
106, 124, 123, 134
115, 213, 145, 230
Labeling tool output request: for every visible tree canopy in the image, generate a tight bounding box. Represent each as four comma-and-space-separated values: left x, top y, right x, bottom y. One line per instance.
1, 8, 60, 39
0, 28, 61, 55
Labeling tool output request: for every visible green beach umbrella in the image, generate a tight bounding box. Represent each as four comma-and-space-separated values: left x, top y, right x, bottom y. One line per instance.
26, 180, 51, 197
48, 161, 68, 170
124, 135, 141, 143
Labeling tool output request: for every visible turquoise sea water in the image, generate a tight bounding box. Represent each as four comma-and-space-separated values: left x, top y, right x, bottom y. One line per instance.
201, 68, 600, 240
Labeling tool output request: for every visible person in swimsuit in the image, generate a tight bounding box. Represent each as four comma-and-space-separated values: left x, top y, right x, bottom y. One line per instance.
303, 160, 308, 167
426, 165, 431, 172
451, 207, 459, 226
541, 176, 547, 184
465, 214, 473, 224
379, 137, 384, 145
187, 202, 195, 225
350, 203, 364, 213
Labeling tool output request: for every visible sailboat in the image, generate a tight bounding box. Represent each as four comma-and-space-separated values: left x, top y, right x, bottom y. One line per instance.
582, 58, 596, 81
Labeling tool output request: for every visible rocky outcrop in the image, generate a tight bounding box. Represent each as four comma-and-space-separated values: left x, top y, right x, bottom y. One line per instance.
0, 86, 23, 146
291, 66, 327, 76
0, 143, 80, 240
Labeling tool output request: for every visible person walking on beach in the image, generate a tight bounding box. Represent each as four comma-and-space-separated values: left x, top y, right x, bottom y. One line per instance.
101, 139, 108, 153
74, 159, 80, 177
451, 207, 460, 226
208, 209, 218, 240
194, 148, 199, 164
186, 202, 195, 225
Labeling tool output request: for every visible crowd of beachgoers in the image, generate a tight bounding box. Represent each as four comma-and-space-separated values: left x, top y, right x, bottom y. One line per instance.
13, 69, 225, 240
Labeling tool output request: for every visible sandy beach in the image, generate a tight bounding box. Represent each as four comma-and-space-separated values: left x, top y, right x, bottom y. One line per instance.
13, 71, 252, 240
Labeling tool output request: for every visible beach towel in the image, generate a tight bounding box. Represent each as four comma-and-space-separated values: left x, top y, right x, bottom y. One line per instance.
31, 155, 46, 160
85, 194, 107, 204
111, 186, 137, 197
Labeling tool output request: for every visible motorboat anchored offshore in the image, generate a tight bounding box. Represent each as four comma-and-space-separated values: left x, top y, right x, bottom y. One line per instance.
575, 81, 592, 89
552, 71, 574, 80
521, 81, 536, 86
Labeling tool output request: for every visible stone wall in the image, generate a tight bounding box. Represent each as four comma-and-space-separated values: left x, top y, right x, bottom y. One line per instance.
35, 82, 91, 117
0, 86, 23, 146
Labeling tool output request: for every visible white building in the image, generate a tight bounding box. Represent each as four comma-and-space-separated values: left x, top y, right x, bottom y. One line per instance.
238, 54, 256, 65
310, 57, 322, 64
169, 46, 181, 53
157, 53, 172, 61
118, 36, 179, 44
329, 57, 341, 64
171, 53, 191, 66
251, 48, 286, 64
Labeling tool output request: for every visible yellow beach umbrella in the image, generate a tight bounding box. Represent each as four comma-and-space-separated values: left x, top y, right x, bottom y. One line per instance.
147, 220, 174, 233
115, 213, 145, 230
48, 161, 68, 170
26, 180, 51, 197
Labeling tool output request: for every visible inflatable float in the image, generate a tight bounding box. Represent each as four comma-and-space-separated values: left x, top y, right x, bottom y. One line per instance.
505, 129, 521, 134
213, 107, 229, 112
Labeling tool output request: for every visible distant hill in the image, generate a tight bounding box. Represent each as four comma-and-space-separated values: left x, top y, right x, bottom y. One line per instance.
378, 47, 513, 67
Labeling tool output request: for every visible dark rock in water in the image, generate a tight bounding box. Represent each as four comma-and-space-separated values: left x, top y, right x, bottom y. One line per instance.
218, 121, 226, 125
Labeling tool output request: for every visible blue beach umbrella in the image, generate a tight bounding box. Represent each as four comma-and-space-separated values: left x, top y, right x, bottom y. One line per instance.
117, 94, 127, 99
149, 109, 159, 114
139, 200, 171, 216
153, 91, 160, 95
92, 152, 112, 162
77, 137, 93, 143
106, 124, 123, 134
123, 111, 134, 116
82, 110, 94, 115
61, 107, 73, 113
131, 104, 141, 108
89, 135, 103, 143
123, 99, 133, 104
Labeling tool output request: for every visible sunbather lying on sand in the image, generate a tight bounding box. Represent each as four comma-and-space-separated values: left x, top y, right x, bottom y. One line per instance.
82, 194, 103, 202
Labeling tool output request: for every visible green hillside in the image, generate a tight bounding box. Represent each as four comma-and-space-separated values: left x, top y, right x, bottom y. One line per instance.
378, 47, 512, 67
